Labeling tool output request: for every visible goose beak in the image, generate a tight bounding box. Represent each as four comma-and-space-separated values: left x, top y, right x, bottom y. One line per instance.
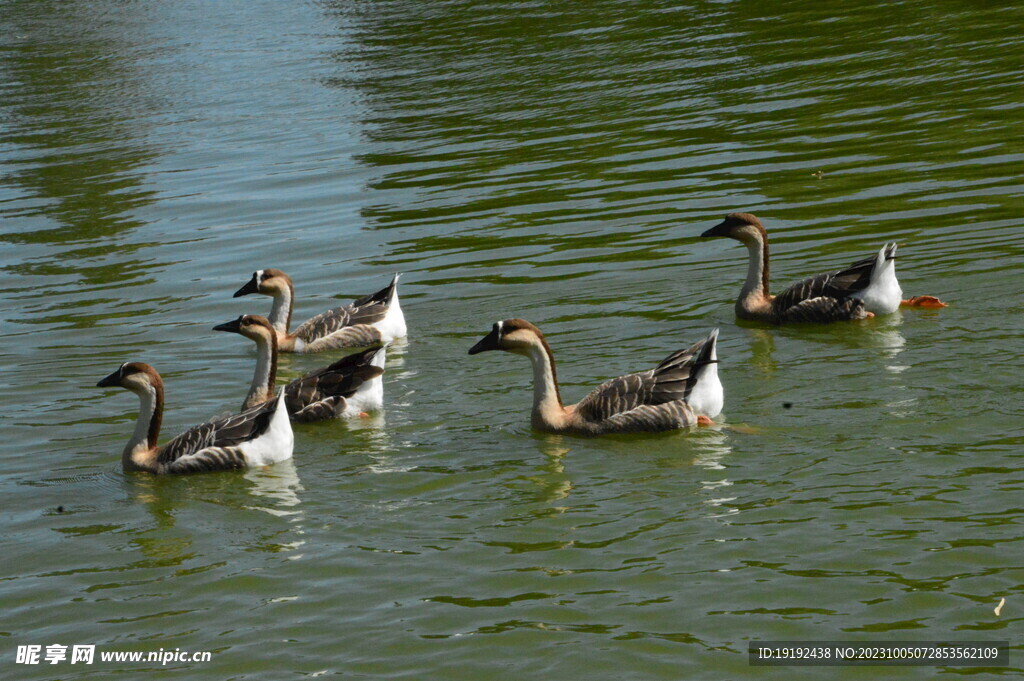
213, 317, 244, 334
701, 220, 732, 238
468, 327, 501, 355
96, 370, 121, 388
234, 276, 259, 298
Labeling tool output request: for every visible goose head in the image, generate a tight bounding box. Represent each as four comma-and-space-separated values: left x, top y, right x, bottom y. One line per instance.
234, 268, 292, 298
213, 314, 277, 342
701, 212, 767, 244
96, 362, 162, 395
468, 318, 546, 357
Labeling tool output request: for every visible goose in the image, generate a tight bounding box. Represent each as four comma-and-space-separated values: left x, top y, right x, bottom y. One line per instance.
468, 320, 721, 435
213, 314, 385, 421
233, 270, 406, 353
96, 363, 293, 474
700, 213, 947, 323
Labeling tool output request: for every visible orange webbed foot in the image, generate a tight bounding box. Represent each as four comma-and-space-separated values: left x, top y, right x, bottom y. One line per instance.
358, 411, 371, 419
901, 295, 947, 308
697, 415, 714, 426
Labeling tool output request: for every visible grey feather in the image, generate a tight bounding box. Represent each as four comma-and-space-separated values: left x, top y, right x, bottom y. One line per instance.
157, 400, 277, 467
282, 346, 383, 420
777, 296, 868, 323
164, 447, 249, 474
770, 250, 880, 322
300, 323, 384, 352
574, 336, 713, 428
594, 401, 698, 434
291, 397, 346, 423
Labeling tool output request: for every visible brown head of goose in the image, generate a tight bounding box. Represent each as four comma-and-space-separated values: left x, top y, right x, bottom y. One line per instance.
95, 362, 292, 474
213, 314, 385, 422
233, 269, 406, 353
700, 213, 946, 323
468, 319, 722, 435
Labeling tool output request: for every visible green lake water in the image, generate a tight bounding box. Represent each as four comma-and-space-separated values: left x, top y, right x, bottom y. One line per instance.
1, 1, 1022, 678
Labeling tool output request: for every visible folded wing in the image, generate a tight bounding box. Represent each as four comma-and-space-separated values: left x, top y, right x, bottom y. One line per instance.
771, 252, 879, 322
575, 335, 711, 424
158, 400, 278, 467
284, 346, 385, 415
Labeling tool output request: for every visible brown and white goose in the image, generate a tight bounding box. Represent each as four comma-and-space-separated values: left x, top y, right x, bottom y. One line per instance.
468, 320, 721, 435
233, 270, 405, 353
96, 363, 293, 474
701, 213, 946, 323
213, 314, 386, 422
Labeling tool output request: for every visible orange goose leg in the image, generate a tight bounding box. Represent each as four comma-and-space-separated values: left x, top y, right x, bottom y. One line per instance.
901, 296, 947, 308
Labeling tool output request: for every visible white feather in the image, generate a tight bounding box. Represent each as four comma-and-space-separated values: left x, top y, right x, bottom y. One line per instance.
374, 285, 406, 343
686, 330, 724, 418
239, 391, 294, 466
341, 346, 386, 416
854, 243, 903, 315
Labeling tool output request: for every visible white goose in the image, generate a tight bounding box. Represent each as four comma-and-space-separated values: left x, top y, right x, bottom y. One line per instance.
96, 363, 293, 474
469, 320, 722, 435
701, 213, 946, 323
213, 314, 386, 421
233, 270, 406, 353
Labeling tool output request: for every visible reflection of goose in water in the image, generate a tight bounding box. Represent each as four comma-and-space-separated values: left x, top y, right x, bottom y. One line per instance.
748, 312, 908, 364
748, 329, 778, 375
244, 458, 305, 519
868, 314, 907, 363
234, 270, 406, 353
691, 428, 737, 520
525, 437, 573, 505
692, 427, 733, 472
774, 314, 909, 361
701, 213, 946, 323
846, 314, 908, 365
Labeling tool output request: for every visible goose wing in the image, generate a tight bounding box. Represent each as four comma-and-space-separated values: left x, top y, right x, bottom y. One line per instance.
300, 324, 385, 352
575, 371, 660, 423
648, 333, 718, 404
771, 252, 879, 315
575, 338, 711, 423
294, 302, 389, 344
776, 295, 868, 322
284, 347, 385, 415
157, 401, 277, 466
164, 447, 249, 474
594, 401, 698, 434
291, 397, 346, 423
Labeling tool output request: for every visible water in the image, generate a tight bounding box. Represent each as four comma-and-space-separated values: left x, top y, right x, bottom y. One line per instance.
1, 0, 1021, 678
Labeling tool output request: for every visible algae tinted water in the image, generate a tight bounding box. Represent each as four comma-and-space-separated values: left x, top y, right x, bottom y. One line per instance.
1, 1, 1021, 678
